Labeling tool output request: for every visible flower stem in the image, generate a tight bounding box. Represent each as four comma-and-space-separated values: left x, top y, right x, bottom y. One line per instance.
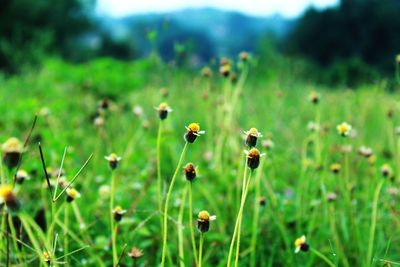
310, 247, 336, 267
110, 171, 117, 266
198, 233, 205, 267
157, 121, 163, 223
161, 142, 189, 267
189, 182, 199, 266
227, 169, 252, 267
366, 179, 384, 266
178, 185, 188, 267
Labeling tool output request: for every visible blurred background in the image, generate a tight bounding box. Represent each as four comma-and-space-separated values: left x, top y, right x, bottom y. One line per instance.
1, 0, 400, 86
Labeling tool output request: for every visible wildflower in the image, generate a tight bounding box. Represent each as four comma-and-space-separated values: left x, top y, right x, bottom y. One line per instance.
262, 139, 274, 150
239, 51, 249, 62
337, 122, 352, 137
155, 102, 172, 120
184, 123, 205, 143
183, 163, 197, 182
105, 153, 122, 170
294, 235, 309, 253
327, 192, 338, 202
99, 185, 110, 199
2, 137, 24, 169
43, 251, 51, 264
113, 206, 127, 222
381, 164, 393, 178
197, 210, 216, 233
132, 105, 143, 117
307, 121, 320, 132
330, 163, 341, 174
340, 144, 353, 154
244, 128, 262, 148
244, 148, 265, 170
0, 184, 19, 211
230, 72, 238, 84
259, 196, 266, 206
396, 54, 400, 64
309, 91, 319, 104
66, 188, 81, 203
93, 116, 105, 128
128, 247, 144, 259
219, 58, 231, 77
15, 169, 30, 184
98, 98, 110, 110
160, 88, 169, 98
201, 66, 213, 78
358, 146, 373, 158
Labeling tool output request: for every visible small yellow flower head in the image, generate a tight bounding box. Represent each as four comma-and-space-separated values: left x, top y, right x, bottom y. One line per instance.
396, 54, 400, 64
128, 247, 144, 259
244, 128, 262, 148
219, 58, 231, 77
239, 51, 249, 62
2, 137, 24, 169
358, 146, 373, 158
330, 163, 341, 174
258, 196, 266, 206
201, 66, 213, 78
245, 148, 265, 170
15, 169, 30, 184
294, 235, 309, 253
66, 188, 81, 203
185, 123, 205, 143
197, 210, 216, 233
105, 153, 122, 170
43, 251, 51, 263
113, 206, 127, 222
183, 163, 197, 182
381, 164, 393, 178
155, 102, 172, 120
337, 122, 352, 137
0, 184, 19, 211
309, 91, 319, 104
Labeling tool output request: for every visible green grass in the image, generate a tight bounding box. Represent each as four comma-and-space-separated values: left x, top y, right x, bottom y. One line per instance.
0, 56, 400, 266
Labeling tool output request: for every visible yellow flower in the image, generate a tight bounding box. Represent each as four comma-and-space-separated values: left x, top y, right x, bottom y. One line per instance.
330, 163, 341, 174
2, 137, 24, 153
309, 91, 319, 104
294, 235, 309, 253
336, 122, 352, 137
381, 164, 393, 178
197, 210, 216, 233
185, 123, 205, 143
396, 54, 400, 64
155, 102, 173, 120
66, 188, 81, 202
105, 153, 122, 170
113, 205, 127, 222
244, 128, 262, 148
244, 148, 265, 169
15, 169, 30, 184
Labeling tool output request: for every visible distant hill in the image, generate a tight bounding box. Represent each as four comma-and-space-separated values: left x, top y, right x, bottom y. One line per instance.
96, 8, 296, 63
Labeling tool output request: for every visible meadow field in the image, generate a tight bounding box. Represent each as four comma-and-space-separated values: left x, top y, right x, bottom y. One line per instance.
0, 55, 400, 267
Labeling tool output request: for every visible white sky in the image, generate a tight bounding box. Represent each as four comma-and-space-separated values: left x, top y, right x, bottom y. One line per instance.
96, 0, 339, 18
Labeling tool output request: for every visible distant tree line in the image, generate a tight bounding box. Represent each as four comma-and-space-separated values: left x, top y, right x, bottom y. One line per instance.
285, 0, 400, 83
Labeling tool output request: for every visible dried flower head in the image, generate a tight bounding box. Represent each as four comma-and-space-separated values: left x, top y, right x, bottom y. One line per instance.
104, 153, 122, 170
239, 51, 249, 62
128, 247, 144, 259
15, 169, 30, 184
0, 184, 19, 211
197, 210, 216, 233
183, 163, 197, 181
358, 146, 373, 158
381, 164, 393, 178
113, 206, 127, 222
330, 163, 341, 174
245, 148, 265, 170
184, 123, 205, 143
2, 137, 24, 169
201, 66, 213, 78
155, 102, 172, 120
309, 91, 319, 104
98, 98, 110, 110
337, 122, 352, 137
259, 196, 266, 206
66, 188, 81, 202
244, 128, 262, 148
294, 235, 309, 253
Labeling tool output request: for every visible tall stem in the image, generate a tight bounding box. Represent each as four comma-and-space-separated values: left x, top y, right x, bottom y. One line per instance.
161, 143, 189, 267
198, 233, 204, 267
189, 182, 199, 266
178, 186, 188, 267
110, 171, 117, 266
157, 121, 163, 222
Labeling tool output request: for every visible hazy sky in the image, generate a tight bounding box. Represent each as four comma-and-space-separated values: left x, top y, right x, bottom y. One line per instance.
96, 0, 338, 18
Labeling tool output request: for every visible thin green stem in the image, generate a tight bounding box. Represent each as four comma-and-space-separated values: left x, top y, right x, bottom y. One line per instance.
189, 182, 199, 266
110, 171, 117, 266
178, 186, 188, 267
64, 204, 69, 266
198, 233, 204, 267
310, 247, 336, 267
161, 142, 189, 267
366, 180, 384, 266
157, 121, 163, 225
